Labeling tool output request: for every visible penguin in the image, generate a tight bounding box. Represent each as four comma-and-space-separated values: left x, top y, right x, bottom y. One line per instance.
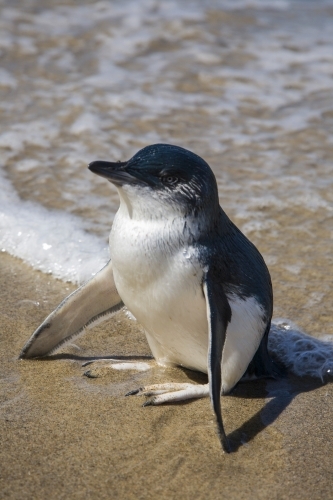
20, 144, 281, 453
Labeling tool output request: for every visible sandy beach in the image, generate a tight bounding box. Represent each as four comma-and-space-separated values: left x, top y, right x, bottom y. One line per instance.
1, 1, 333, 498
1, 252, 332, 499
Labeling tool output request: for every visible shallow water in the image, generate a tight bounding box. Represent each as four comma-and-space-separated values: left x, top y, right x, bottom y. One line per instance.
0, 1, 333, 496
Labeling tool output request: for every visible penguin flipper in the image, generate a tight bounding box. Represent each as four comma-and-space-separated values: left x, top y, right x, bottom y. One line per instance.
203, 269, 232, 453
20, 260, 124, 359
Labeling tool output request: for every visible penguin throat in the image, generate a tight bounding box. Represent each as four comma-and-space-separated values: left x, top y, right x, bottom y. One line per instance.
117, 185, 189, 221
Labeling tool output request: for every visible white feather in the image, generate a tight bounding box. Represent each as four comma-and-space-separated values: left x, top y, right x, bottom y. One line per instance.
109, 185, 266, 394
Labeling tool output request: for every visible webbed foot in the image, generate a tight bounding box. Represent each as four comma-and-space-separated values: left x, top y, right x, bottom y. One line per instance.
126, 382, 209, 405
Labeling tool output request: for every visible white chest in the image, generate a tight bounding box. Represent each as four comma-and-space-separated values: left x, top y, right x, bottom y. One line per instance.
109, 203, 267, 393
109, 208, 208, 371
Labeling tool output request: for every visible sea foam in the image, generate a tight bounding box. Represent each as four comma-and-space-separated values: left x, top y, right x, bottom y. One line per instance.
269, 319, 333, 381
0, 171, 109, 284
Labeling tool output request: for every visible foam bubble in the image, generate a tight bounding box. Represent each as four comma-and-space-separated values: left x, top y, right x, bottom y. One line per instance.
269, 319, 333, 381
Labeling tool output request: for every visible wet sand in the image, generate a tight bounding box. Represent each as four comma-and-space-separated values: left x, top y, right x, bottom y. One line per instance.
1, 252, 332, 500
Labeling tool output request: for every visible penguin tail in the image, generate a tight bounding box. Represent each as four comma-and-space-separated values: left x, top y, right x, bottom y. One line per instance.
244, 322, 286, 380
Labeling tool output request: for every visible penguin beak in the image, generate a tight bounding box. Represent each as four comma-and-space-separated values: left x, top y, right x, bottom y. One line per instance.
88, 160, 139, 186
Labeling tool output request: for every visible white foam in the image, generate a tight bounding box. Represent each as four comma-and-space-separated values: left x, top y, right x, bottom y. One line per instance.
0, 120, 59, 153
69, 113, 101, 136
223, 0, 290, 9
269, 319, 333, 381
0, 171, 109, 284
0, 68, 17, 89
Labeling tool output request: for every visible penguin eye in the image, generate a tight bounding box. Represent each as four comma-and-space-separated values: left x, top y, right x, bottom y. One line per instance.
162, 175, 179, 186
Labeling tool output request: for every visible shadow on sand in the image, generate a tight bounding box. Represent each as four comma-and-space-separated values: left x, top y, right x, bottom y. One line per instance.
30, 352, 331, 453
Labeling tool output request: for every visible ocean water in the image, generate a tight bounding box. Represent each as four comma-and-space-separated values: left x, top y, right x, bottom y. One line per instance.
1, 0, 332, 377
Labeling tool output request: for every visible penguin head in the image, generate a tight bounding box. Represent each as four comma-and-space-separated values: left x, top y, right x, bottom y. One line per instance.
89, 144, 219, 218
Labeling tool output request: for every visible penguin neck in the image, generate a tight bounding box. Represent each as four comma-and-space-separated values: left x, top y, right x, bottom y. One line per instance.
116, 185, 182, 221
115, 186, 219, 245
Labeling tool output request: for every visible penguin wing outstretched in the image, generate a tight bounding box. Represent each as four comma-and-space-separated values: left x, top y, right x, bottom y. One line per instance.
203, 267, 232, 453
20, 260, 124, 359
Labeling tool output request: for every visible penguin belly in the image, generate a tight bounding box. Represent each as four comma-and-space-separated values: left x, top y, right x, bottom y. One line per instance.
109, 214, 267, 393
112, 248, 209, 372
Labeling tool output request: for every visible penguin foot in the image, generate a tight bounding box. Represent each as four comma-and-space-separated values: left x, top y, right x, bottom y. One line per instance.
83, 359, 151, 378
126, 382, 209, 405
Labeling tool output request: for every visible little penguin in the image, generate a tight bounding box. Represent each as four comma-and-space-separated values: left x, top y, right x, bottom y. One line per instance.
20, 143, 281, 453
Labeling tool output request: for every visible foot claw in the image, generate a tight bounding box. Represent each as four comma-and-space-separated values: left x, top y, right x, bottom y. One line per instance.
84, 370, 98, 379
142, 399, 154, 407
125, 388, 141, 397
